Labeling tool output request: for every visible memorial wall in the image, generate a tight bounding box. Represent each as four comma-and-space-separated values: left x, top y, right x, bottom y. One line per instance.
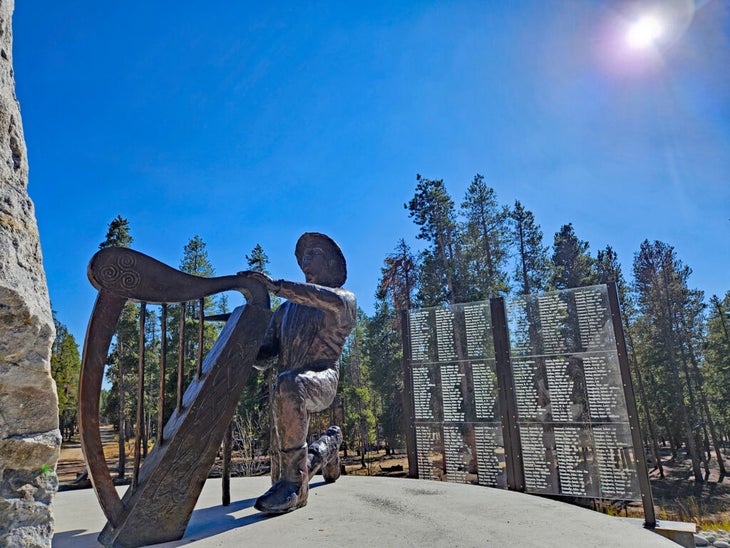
406, 284, 642, 502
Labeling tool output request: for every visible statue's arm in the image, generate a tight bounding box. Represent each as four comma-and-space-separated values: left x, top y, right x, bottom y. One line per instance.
237, 270, 353, 314
273, 280, 354, 313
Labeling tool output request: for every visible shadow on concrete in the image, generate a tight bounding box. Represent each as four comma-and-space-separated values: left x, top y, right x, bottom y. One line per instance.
168, 497, 269, 545
171, 481, 330, 545
54, 481, 331, 547
53, 529, 102, 547
53, 499, 268, 547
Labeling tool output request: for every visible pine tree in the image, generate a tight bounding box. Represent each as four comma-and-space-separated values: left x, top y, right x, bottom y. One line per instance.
51, 313, 81, 442
245, 244, 270, 275
237, 243, 277, 464
103, 296, 140, 478
99, 215, 133, 249
378, 239, 417, 313
98, 214, 135, 478
366, 297, 405, 455
509, 200, 550, 295
549, 223, 597, 289
705, 293, 730, 440
338, 309, 376, 467
141, 306, 160, 456
632, 240, 704, 481
367, 240, 419, 455
677, 288, 725, 475
459, 174, 510, 300
416, 250, 449, 307
165, 235, 221, 419
180, 235, 215, 277
245, 242, 280, 310
406, 174, 465, 305
596, 245, 664, 476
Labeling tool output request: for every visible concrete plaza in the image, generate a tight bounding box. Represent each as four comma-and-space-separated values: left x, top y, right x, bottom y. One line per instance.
51, 476, 682, 547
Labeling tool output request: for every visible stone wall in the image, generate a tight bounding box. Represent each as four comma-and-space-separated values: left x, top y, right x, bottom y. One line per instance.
0, 0, 61, 546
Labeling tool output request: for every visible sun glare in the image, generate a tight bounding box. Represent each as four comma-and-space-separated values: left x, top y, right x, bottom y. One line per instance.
626, 16, 663, 49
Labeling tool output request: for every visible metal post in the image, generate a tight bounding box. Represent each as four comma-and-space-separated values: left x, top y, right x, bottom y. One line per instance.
400, 310, 419, 478
177, 304, 185, 411
197, 297, 204, 379
222, 421, 232, 506
157, 304, 167, 445
117, 340, 126, 480
491, 297, 524, 491
606, 282, 656, 528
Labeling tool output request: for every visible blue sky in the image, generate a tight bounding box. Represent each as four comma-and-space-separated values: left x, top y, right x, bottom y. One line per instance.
13, 1, 730, 345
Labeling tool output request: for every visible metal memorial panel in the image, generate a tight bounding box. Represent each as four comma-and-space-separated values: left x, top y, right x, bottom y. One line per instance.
507, 285, 641, 500
406, 284, 643, 504
407, 302, 507, 488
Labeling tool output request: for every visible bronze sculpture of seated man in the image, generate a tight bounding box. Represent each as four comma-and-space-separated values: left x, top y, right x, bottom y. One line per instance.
239, 232, 356, 513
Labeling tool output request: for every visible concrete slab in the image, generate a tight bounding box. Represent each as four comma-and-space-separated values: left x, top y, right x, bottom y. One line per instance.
623, 517, 697, 548
52, 476, 679, 547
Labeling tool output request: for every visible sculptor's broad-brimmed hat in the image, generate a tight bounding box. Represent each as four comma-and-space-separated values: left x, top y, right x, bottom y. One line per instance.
295, 232, 347, 288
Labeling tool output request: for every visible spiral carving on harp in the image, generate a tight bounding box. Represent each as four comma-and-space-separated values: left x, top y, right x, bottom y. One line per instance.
96, 250, 141, 291
78, 247, 271, 548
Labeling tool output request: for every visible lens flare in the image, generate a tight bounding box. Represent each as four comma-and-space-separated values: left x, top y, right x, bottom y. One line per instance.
626, 16, 663, 49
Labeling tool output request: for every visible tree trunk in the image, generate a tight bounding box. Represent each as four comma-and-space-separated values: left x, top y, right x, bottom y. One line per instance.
683, 330, 726, 476
635, 358, 663, 476
668, 351, 702, 480
656, 269, 702, 481
625, 322, 663, 477
677, 348, 709, 474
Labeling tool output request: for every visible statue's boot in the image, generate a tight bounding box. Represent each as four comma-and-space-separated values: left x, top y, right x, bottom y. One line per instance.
254, 445, 309, 514
322, 450, 341, 483
322, 425, 342, 483
307, 425, 343, 483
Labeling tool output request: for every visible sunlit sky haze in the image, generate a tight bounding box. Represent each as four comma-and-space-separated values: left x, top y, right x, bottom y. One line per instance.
12, 1, 730, 345
626, 17, 663, 49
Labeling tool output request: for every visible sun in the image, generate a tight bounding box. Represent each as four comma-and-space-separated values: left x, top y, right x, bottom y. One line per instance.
626, 16, 663, 49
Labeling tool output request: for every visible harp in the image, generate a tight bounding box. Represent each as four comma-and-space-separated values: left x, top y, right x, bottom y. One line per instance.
78, 247, 271, 547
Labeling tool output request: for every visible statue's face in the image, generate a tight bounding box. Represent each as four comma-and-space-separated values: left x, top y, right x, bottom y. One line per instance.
301, 247, 328, 284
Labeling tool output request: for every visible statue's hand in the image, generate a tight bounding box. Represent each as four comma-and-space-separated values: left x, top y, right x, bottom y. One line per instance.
237, 270, 277, 291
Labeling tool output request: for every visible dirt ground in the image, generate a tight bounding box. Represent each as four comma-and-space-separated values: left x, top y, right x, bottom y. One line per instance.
648, 446, 730, 526
57, 431, 730, 526
56, 425, 115, 486
56, 426, 410, 488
